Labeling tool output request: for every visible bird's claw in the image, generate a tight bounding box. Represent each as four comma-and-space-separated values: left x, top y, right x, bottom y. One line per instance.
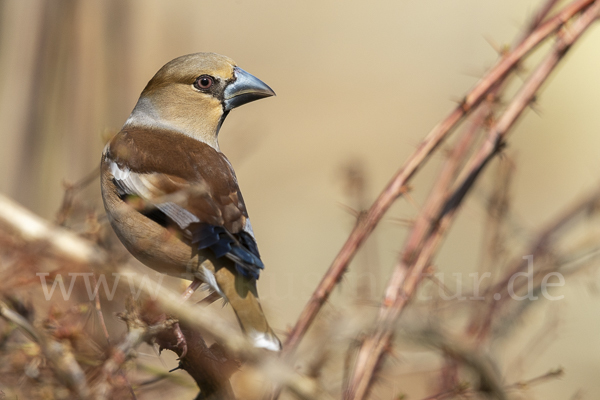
173, 322, 188, 359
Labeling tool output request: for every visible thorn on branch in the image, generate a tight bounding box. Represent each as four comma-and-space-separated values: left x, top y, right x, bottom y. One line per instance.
131, 299, 239, 399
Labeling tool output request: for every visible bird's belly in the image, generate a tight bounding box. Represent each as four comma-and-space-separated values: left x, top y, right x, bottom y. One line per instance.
111, 214, 199, 278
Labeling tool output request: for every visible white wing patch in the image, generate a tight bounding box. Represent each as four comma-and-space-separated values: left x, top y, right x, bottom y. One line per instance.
109, 160, 200, 229
109, 160, 131, 181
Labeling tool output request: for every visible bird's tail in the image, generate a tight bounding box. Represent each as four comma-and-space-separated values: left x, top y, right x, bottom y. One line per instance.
214, 265, 281, 351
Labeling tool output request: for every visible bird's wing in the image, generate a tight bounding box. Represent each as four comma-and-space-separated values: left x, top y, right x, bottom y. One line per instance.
105, 128, 264, 279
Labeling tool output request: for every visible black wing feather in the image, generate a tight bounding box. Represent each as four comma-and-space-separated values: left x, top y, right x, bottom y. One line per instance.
191, 223, 264, 280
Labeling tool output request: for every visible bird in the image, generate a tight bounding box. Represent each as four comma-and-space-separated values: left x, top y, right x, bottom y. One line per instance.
100, 52, 281, 351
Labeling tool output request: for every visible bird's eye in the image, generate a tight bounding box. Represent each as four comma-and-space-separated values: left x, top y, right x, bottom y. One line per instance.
194, 75, 214, 90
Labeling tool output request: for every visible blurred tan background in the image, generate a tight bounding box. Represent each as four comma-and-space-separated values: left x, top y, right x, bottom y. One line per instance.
0, 0, 599, 398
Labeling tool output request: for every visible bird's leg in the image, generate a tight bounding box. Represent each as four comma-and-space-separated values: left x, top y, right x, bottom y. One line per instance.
180, 277, 203, 302
197, 291, 221, 306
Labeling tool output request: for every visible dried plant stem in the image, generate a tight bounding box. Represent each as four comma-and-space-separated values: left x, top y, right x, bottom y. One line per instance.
55, 167, 99, 226
0, 301, 91, 399
0, 193, 107, 265
419, 367, 564, 400
282, 0, 596, 356
91, 274, 111, 344
124, 270, 330, 399
506, 367, 564, 390
0, 301, 40, 341
90, 274, 137, 399
472, 181, 600, 342
344, 2, 600, 398
94, 312, 170, 400
479, 159, 515, 278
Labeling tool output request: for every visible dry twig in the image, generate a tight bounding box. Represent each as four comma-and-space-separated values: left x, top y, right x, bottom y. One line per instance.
0, 193, 107, 266
0, 301, 91, 399
282, 0, 596, 357
343, 2, 600, 398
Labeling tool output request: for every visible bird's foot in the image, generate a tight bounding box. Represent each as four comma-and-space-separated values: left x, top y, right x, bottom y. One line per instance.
173, 322, 188, 358
180, 278, 203, 303
196, 291, 221, 306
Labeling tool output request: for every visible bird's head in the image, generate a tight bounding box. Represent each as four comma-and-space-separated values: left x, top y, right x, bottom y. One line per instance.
124, 52, 275, 149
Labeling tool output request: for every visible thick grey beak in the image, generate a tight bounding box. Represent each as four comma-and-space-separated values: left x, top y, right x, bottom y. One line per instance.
224, 67, 275, 111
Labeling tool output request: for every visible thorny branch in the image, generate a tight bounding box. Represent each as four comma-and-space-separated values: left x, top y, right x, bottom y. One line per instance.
343, 1, 600, 399
0, 193, 328, 399
92, 301, 237, 400
282, 0, 597, 357
124, 271, 334, 400
0, 1, 598, 399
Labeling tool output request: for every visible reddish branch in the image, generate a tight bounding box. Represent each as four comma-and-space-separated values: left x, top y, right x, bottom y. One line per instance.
523, 0, 562, 40
139, 303, 239, 400
282, 0, 597, 357
342, 2, 600, 399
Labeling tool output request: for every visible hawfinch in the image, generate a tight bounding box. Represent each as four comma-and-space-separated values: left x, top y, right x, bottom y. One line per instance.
100, 53, 280, 351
